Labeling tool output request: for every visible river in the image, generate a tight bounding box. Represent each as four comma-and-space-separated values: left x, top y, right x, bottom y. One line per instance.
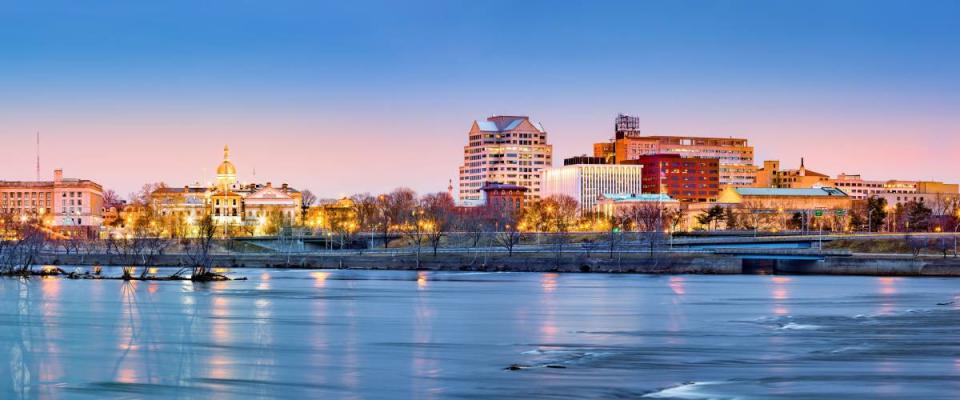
0, 268, 958, 399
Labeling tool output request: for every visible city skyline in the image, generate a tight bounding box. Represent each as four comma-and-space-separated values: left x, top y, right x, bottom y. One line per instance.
2, 1, 958, 197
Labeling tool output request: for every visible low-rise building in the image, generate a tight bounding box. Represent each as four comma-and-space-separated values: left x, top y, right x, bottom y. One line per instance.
625, 154, 720, 203
541, 163, 644, 213
0, 169, 104, 229
878, 192, 959, 210
882, 180, 959, 195
830, 173, 887, 200
480, 182, 528, 212
596, 193, 679, 218
717, 186, 852, 211
754, 159, 830, 189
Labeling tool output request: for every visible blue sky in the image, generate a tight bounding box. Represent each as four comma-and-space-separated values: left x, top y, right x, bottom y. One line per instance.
1, 1, 958, 196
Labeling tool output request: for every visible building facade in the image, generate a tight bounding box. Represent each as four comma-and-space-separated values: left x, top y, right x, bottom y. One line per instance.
479, 182, 528, 212
754, 159, 830, 189
829, 173, 887, 200
626, 154, 720, 203
151, 146, 303, 235
0, 169, 104, 228
717, 186, 852, 211
592, 114, 755, 187
541, 164, 644, 213
596, 193, 679, 218
458, 115, 553, 206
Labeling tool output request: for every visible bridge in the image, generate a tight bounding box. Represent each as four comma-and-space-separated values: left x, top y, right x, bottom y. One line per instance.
707, 247, 852, 274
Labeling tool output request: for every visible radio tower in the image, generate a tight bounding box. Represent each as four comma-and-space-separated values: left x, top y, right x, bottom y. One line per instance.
35, 132, 40, 181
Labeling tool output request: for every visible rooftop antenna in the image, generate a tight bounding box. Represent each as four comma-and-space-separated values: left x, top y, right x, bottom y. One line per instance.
35, 132, 40, 181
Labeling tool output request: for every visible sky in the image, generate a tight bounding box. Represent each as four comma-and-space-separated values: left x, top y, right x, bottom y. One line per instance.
1, 0, 958, 198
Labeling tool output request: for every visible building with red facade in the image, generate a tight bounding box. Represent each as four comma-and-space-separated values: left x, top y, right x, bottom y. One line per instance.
479, 182, 528, 212
626, 154, 720, 202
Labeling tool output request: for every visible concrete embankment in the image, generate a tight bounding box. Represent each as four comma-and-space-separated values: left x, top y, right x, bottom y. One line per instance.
802, 256, 960, 276
40, 252, 742, 274
38, 252, 960, 276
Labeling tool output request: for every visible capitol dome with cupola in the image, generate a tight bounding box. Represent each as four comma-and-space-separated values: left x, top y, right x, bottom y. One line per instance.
216, 145, 238, 187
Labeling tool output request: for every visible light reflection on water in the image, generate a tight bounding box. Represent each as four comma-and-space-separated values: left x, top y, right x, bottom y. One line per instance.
0, 270, 957, 399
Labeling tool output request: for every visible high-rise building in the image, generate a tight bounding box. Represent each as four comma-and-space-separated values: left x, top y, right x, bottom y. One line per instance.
0, 169, 104, 228
458, 116, 553, 205
625, 154, 720, 202
593, 114, 756, 187
541, 164, 644, 213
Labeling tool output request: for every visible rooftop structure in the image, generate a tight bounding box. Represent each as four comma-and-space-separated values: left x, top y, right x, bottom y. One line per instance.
592, 114, 756, 187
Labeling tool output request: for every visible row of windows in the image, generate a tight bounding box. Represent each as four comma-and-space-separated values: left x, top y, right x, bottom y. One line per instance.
0, 191, 85, 199
1, 207, 83, 215
1, 192, 51, 199
1, 200, 53, 207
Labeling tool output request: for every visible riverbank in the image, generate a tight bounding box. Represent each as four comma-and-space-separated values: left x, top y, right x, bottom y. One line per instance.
37, 251, 960, 276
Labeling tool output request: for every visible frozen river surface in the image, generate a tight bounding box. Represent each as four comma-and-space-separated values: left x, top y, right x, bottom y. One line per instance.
0, 268, 958, 399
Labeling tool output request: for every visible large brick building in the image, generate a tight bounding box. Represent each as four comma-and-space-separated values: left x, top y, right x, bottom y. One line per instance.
593, 114, 756, 187
626, 154, 720, 203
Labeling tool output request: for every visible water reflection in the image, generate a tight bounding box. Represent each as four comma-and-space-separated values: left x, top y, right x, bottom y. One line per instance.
770, 276, 791, 316
539, 273, 559, 342
39, 277, 63, 399
540, 273, 558, 293
668, 276, 686, 296
416, 271, 428, 290
312, 271, 330, 288
257, 272, 271, 291
412, 271, 440, 399
876, 277, 898, 315
0, 270, 957, 399
665, 276, 687, 345
114, 281, 150, 386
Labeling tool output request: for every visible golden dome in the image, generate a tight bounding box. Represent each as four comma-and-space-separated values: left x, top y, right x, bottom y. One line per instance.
216, 145, 237, 176
217, 160, 236, 176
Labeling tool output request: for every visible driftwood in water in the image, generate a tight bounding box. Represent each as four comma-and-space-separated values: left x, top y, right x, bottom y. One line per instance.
0, 268, 245, 281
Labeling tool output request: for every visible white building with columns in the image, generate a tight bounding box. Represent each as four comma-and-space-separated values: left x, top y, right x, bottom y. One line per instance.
541, 164, 645, 213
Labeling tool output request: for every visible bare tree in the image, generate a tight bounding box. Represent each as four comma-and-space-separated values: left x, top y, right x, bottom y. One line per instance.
606, 214, 626, 260
2, 219, 48, 275
182, 214, 218, 280
103, 189, 124, 209
621, 202, 665, 256
128, 182, 167, 206
492, 207, 522, 256
377, 188, 417, 249
542, 195, 579, 265
398, 204, 428, 268
350, 193, 379, 231
459, 209, 491, 249
421, 192, 456, 256
327, 206, 358, 249
301, 189, 318, 208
